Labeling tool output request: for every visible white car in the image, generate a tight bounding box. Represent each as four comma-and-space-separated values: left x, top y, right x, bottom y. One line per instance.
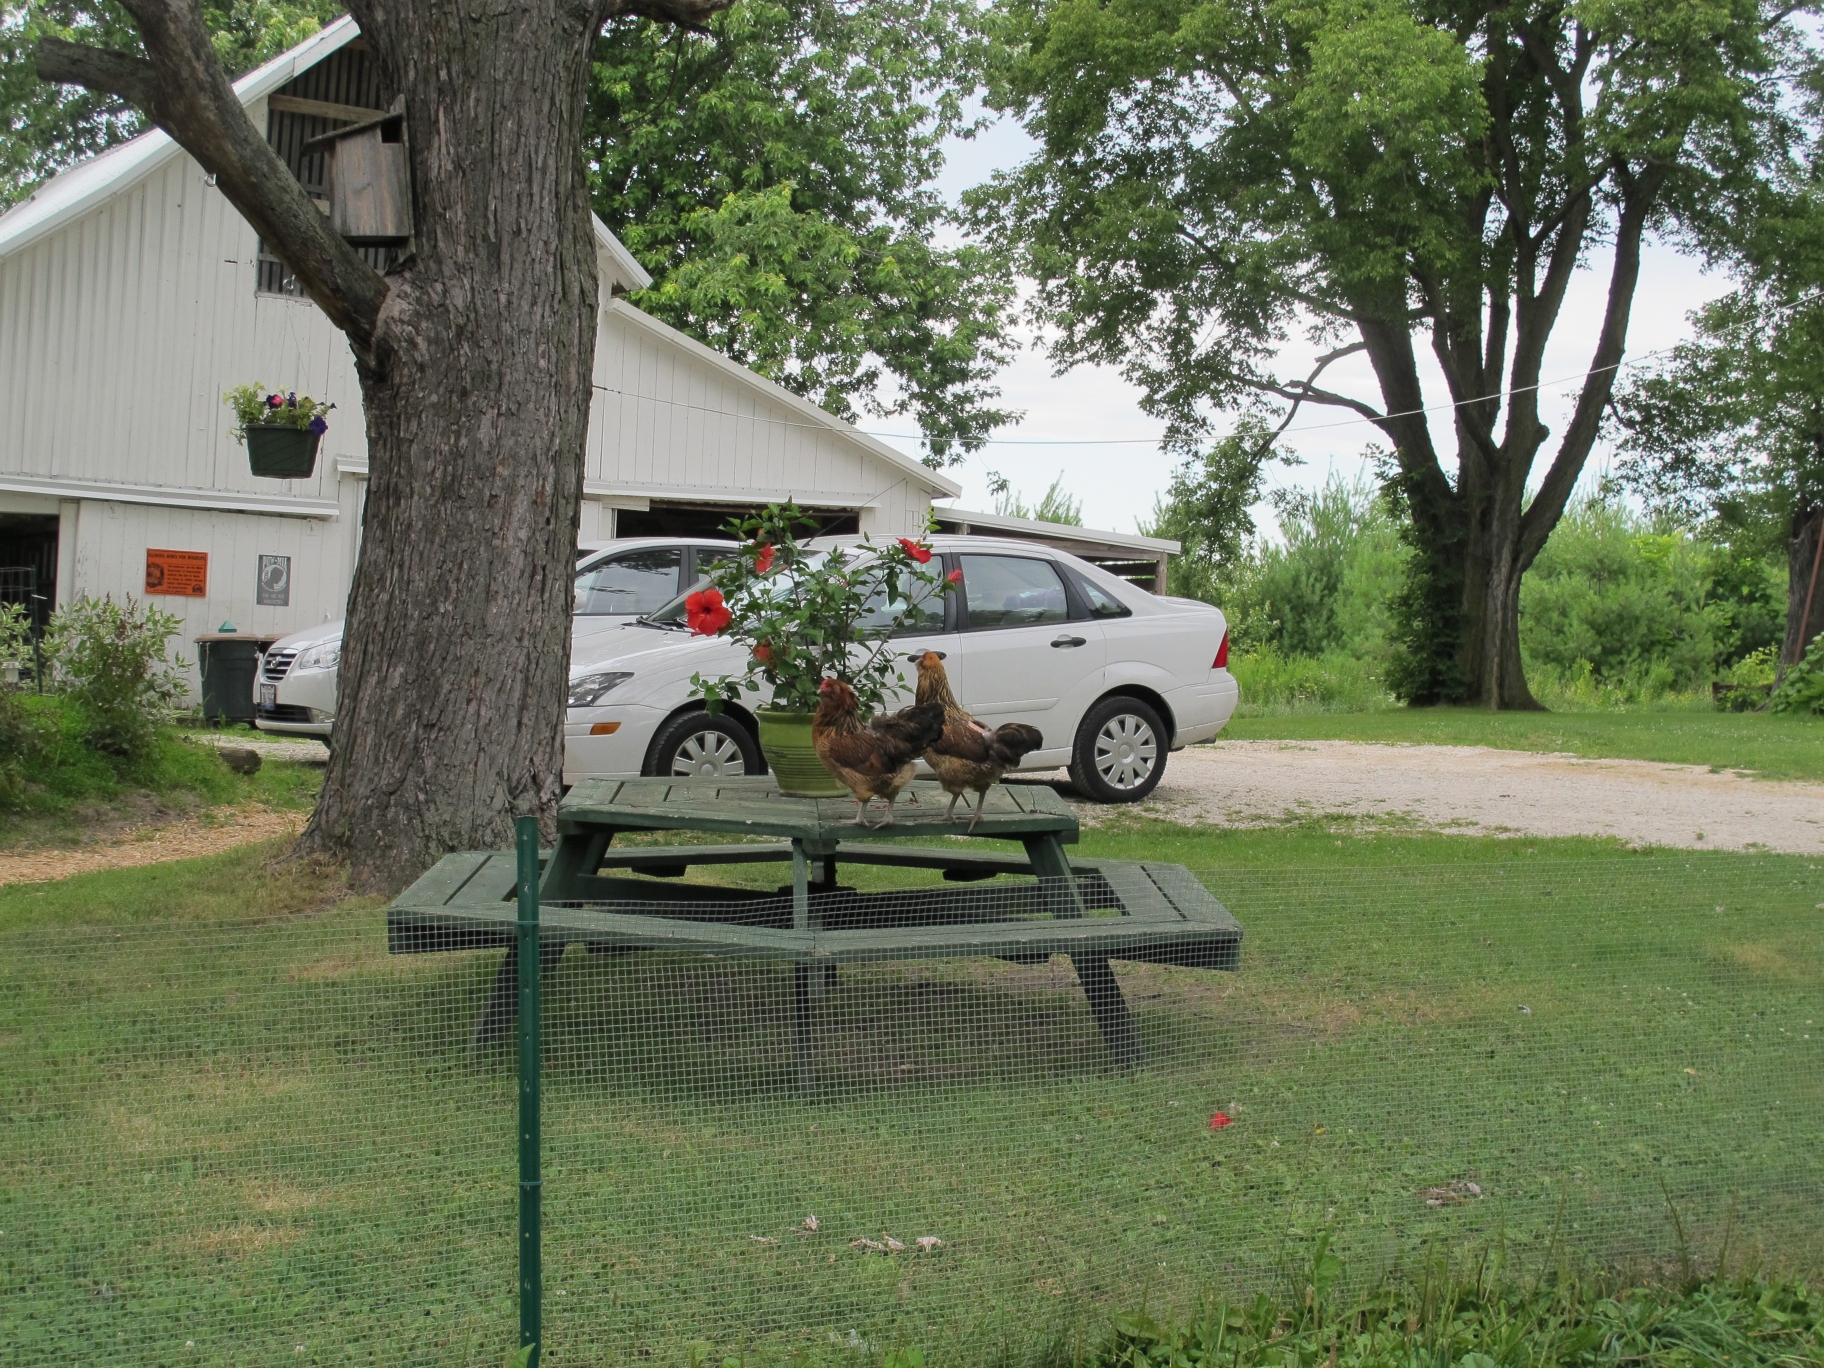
254, 537, 736, 745
565, 535, 1238, 802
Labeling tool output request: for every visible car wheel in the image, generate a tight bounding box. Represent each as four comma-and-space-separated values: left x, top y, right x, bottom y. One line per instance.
1069, 695, 1166, 803
646, 711, 763, 779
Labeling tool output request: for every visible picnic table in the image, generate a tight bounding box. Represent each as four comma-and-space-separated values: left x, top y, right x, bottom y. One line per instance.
389, 776, 1241, 1088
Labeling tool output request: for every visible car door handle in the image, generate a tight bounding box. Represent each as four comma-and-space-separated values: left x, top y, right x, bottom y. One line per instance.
1051, 635, 1087, 648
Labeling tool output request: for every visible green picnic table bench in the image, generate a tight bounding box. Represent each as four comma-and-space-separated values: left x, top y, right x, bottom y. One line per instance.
388, 776, 1241, 1087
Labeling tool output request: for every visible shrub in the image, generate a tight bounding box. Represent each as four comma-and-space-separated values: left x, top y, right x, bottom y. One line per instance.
1216, 475, 1407, 662
0, 601, 36, 680
0, 687, 45, 809
45, 596, 190, 758
1770, 635, 1824, 715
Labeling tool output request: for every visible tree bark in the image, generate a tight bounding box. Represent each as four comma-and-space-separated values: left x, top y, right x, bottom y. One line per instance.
297, 0, 607, 888
1783, 498, 1824, 667
38, 0, 732, 890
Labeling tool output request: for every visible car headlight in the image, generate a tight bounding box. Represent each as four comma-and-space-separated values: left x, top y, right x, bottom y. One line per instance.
568, 671, 634, 708
294, 640, 342, 672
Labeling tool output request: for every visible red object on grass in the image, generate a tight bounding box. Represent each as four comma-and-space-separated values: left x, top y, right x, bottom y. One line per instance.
754, 543, 776, 574
897, 537, 933, 564
1213, 632, 1230, 669
1209, 1112, 1233, 1130
686, 587, 732, 636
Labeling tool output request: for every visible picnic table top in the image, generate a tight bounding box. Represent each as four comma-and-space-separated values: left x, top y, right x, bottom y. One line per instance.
559, 776, 1079, 844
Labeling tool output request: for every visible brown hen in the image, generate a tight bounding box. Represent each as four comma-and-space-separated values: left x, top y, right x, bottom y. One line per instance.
914, 651, 1045, 828
810, 677, 945, 826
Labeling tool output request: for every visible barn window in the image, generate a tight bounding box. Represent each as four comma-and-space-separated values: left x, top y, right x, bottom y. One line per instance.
257, 41, 399, 296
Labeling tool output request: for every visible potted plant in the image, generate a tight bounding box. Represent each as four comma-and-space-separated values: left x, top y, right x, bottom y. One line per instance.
689, 502, 957, 795
226, 384, 335, 478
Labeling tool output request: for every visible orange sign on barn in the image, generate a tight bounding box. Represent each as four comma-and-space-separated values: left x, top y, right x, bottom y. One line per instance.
145, 548, 208, 597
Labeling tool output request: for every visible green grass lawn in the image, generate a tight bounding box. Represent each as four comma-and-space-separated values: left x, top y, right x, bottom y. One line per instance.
1, 704, 322, 849
2, 826, 1819, 1366
1218, 707, 1824, 783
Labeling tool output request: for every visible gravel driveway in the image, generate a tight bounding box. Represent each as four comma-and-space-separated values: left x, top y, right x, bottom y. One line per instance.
1090, 739, 1824, 853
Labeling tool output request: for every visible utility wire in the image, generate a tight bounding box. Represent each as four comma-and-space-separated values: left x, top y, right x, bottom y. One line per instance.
591, 346, 1672, 449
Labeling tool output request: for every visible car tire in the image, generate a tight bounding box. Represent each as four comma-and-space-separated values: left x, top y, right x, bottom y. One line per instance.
1068, 695, 1167, 803
646, 710, 764, 779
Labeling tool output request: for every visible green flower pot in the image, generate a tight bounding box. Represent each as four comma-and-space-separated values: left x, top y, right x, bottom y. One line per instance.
246, 424, 321, 479
755, 708, 846, 797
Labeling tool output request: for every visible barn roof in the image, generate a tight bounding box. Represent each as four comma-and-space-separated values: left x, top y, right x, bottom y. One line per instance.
0, 19, 969, 498
0, 16, 651, 292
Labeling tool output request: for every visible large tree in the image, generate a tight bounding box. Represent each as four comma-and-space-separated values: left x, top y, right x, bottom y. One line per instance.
588, 0, 1016, 458
1615, 284, 1824, 670
33, 0, 729, 888
971, 0, 1812, 707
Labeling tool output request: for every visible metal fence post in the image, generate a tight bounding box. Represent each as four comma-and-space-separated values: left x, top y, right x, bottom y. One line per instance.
516, 816, 543, 1367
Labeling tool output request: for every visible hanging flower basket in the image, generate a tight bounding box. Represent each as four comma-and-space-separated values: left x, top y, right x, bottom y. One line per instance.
225, 383, 334, 480
245, 424, 323, 479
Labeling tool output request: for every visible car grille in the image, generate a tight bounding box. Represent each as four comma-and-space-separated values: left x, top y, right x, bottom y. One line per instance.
260, 647, 299, 682
257, 703, 315, 724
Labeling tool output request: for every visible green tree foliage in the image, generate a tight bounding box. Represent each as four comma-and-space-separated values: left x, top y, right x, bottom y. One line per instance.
992, 472, 1084, 524
1141, 421, 1285, 602
1, 0, 343, 208
970, 0, 1812, 707
587, 0, 1017, 460
1614, 285, 1824, 666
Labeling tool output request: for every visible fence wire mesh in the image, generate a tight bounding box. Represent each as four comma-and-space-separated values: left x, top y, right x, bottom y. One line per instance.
3, 854, 1820, 1365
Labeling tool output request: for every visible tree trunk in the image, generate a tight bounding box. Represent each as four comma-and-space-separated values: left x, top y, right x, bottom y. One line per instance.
297, 7, 601, 889
1783, 497, 1824, 667
34, 0, 734, 893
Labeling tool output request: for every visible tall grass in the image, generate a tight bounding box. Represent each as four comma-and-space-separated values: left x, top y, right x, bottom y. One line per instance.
1229, 647, 1394, 715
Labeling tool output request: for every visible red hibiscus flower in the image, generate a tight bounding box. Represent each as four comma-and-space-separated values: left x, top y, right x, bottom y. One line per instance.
945, 568, 964, 584
896, 537, 933, 565
1209, 1112, 1234, 1130
753, 542, 776, 574
752, 642, 774, 665
686, 587, 732, 636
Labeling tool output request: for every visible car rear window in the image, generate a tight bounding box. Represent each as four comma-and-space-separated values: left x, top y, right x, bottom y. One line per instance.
959, 555, 1069, 629
1075, 573, 1132, 619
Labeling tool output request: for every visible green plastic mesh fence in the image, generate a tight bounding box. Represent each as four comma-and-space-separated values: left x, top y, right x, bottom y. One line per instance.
3, 854, 1819, 1364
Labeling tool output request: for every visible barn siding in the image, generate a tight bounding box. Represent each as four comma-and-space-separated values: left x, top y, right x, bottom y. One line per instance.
1, 106, 947, 693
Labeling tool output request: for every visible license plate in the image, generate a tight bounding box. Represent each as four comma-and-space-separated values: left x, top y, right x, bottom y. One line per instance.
259, 684, 276, 707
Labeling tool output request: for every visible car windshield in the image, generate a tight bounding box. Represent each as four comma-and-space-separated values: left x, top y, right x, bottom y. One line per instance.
573, 547, 682, 616
638, 548, 942, 636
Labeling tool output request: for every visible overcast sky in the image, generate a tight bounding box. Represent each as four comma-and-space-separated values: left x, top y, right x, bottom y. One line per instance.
869, 112, 1739, 541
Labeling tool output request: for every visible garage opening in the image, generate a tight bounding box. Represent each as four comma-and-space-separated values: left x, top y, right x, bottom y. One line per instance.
614, 500, 860, 540
0, 512, 58, 640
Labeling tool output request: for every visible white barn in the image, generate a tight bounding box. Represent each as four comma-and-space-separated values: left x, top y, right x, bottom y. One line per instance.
0, 17, 962, 685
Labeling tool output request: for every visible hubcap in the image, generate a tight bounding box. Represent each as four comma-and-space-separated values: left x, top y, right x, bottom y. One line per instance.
1093, 713, 1157, 790
670, 730, 747, 778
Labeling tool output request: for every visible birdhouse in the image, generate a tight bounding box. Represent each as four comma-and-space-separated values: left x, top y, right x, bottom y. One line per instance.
302, 100, 412, 246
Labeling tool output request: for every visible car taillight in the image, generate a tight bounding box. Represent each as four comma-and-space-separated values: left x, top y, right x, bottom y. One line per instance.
1213, 632, 1229, 669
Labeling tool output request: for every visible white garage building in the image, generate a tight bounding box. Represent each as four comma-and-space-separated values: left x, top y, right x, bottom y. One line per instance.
0, 18, 1173, 690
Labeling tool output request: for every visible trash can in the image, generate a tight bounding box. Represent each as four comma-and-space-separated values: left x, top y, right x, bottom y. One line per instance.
195, 632, 280, 723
